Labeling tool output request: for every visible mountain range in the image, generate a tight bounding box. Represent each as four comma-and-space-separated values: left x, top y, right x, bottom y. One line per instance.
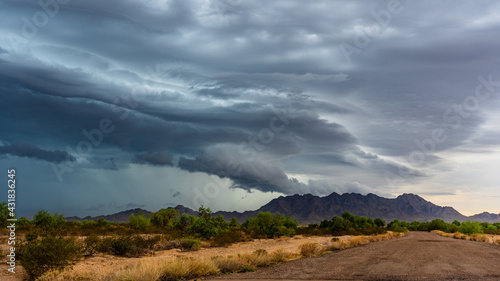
66, 192, 500, 224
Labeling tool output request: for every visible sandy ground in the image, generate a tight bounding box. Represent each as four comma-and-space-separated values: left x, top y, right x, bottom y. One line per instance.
0, 234, 338, 280
210, 232, 500, 281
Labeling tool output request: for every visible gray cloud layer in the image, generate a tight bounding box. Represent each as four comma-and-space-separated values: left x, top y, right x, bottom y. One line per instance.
1, 0, 500, 215
0, 142, 74, 163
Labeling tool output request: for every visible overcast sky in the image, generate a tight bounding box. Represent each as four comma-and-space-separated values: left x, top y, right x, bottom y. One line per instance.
1, 0, 500, 218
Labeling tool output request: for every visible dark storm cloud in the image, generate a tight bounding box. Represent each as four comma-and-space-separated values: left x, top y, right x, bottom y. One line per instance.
0, 142, 74, 163
178, 144, 309, 194
133, 152, 173, 166
1, 0, 500, 207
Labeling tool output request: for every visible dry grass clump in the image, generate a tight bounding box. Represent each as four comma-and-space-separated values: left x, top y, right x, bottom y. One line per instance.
299, 242, 323, 257
327, 232, 406, 252
432, 230, 498, 245
432, 230, 454, 238
211, 248, 293, 274
495, 238, 500, 246
453, 232, 468, 240
158, 257, 219, 281
348, 236, 370, 247
37, 264, 119, 281
238, 249, 272, 267
270, 247, 291, 263
37, 270, 94, 281
114, 259, 169, 281
154, 240, 181, 251
470, 233, 489, 242
211, 255, 247, 273
329, 239, 349, 250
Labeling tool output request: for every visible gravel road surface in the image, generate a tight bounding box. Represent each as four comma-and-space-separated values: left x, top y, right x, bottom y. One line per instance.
209, 231, 500, 280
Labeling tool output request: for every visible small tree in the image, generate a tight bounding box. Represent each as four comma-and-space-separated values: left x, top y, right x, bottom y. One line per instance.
242, 212, 297, 238
150, 208, 180, 228
32, 210, 65, 231
128, 213, 150, 231
198, 205, 212, 221
374, 218, 385, 227
459, 221, 483, 235
229, 217, 240, 228
174, 213, 196, 231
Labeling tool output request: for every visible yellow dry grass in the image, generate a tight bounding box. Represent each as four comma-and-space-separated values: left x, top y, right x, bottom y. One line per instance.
298, 242, 323, 257
432, 230, 500, 245
326, 232, 406, 252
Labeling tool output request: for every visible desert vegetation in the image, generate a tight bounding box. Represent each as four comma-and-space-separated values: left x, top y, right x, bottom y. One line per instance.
385, 218, 500, 235
2, 202, 496, 280
29, 232, 408, 281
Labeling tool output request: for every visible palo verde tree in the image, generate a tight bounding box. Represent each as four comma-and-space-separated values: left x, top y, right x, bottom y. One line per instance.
187, 206, 229, 239
128, 212, 150, 231
32, 210, 65, 231
150, 208, 180, 228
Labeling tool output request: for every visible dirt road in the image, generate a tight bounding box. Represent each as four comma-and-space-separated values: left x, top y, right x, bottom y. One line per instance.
211, 231, 500, 280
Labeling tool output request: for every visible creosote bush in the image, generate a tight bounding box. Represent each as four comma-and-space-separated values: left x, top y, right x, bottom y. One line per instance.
211, 230, 243, 247
178, 238, 201, 251
18, 235, 80, 280
83, 234, 100, 256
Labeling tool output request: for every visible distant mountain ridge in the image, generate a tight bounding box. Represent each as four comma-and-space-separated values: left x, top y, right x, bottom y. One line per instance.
66, 192, 500, 224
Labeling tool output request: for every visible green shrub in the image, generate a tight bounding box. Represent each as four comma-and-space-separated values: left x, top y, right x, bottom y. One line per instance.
96, 237, 114, 253
212, 230, 243, 247
111, 237, 133, 256
393, 226, 408, 233
32, 210, 65, 231
179, 238, 201, 251
129, 235, 161, 256
242, 212, 298, 238
229, 217, 241, 228
18, 235, 80, 280
128, 213, 151, 231
0, 202, 10, 227
94, 235, 160, 257
25, 232, 38, 242
374, 218, 385, 227
460, 221, 483, 235
150, 209, 179, 228
173, 213, 196, 231
186, 207, 229, 239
